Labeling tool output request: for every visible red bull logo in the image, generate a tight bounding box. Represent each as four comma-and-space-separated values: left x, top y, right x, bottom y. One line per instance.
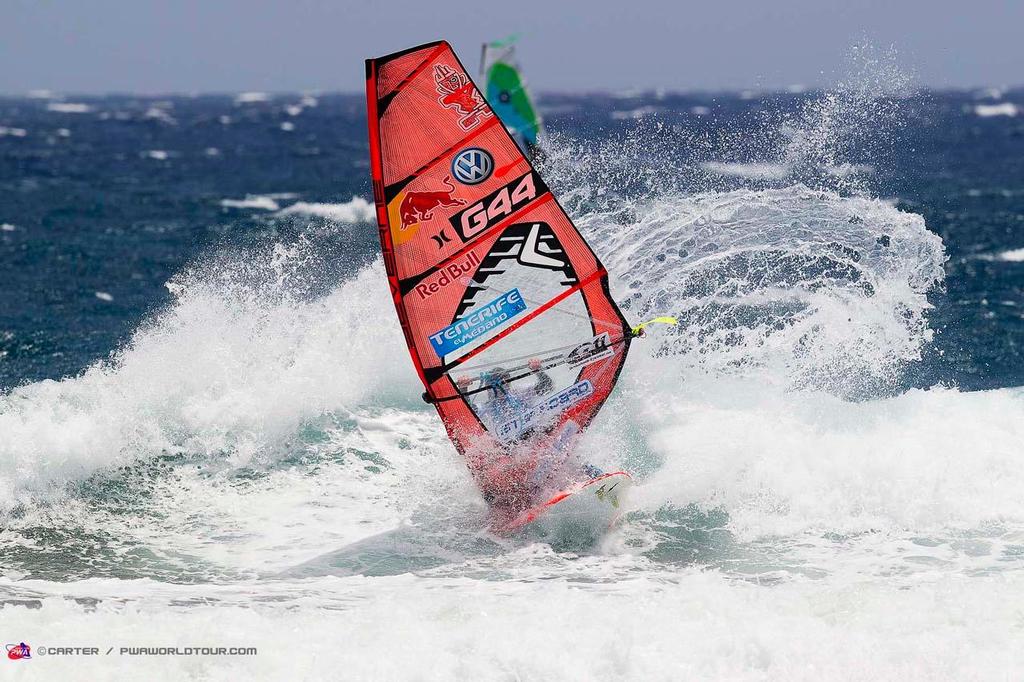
399, 176, 465, 231
434, 64, 492, 131
414, 251, 480, 300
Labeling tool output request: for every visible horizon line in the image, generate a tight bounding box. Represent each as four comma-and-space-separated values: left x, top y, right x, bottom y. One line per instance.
1, 84, 1022, 100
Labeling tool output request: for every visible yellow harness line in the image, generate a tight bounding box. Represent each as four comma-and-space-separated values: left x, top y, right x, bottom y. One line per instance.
630, 316, 680, 336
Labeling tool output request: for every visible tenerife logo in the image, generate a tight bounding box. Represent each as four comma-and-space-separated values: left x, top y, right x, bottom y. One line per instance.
6, 643, 31, 660
428, 288, 527, 357
451, 148, 493, 185
433, 64, 492, 131
449, 171, 548, 242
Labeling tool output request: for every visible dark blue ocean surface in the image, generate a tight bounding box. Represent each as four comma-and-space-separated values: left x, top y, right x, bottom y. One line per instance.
1, 89, 1022, 391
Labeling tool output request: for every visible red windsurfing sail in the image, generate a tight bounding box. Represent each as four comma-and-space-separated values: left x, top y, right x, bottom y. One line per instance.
366, 41, 631, 509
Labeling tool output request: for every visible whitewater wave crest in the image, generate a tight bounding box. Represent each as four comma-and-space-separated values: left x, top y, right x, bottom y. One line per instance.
275, 197, 374, 223
0, 252, 418, 506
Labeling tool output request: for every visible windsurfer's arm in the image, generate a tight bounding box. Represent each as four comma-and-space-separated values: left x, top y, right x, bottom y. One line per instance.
527, 358, 553, 395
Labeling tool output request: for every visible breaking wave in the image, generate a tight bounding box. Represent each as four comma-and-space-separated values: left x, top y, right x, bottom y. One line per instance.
274, 197, 375, 223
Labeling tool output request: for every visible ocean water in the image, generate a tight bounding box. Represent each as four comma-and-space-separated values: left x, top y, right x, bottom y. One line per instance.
2, 75, 1024, 680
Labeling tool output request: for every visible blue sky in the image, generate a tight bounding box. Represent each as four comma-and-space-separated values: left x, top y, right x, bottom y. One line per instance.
2, 0, 1021, 93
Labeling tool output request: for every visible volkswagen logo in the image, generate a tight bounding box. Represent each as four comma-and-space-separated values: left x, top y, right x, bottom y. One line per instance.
451, 148, 494, 185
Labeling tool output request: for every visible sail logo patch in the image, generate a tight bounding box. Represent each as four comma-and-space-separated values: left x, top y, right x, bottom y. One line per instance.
495, 379, 594, 441
566, 333, 615, 369
414, 251, 481, 300
428, 288, 526, 357
450, 221, 577, 319
449, 171, 548, 242
6, 643, 31, 660
433, 64, 492, 131
451, 148, 493, 185
398, 176, 464, 230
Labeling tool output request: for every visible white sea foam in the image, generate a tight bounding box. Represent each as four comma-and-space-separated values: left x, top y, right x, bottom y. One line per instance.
974, 102, 1019, 117
611, 105, 658, 120
701, 161, 791, 180
996, 247, 1024, 262
220, 196, 280, 211
629, 380, 1024, 538
46, 102, 93, 114
974, 247, 1024, 263
0, 126, 27, 137
143, 150, 170, 160
274, 197, 375, 223
1, 223, 16, 232
585, 187, 945, 391
0, 260, 415, 504
824, 162, 874, 177
975, 87, 1006, 100
3, 570, 1023, 681
143, 107, 177, 125
235, 92, 269, 104
279, 121, 295, 132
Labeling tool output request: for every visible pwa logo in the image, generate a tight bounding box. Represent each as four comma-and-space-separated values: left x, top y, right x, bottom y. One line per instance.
6, 642, 31, 660
449, 171, 548, 242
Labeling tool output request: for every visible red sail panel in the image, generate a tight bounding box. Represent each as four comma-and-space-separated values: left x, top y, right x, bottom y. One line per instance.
366, 41, 631, 504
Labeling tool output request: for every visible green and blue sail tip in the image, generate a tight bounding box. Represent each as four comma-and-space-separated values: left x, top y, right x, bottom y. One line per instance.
485, 68, 540, 145
487, 34, 520, 48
